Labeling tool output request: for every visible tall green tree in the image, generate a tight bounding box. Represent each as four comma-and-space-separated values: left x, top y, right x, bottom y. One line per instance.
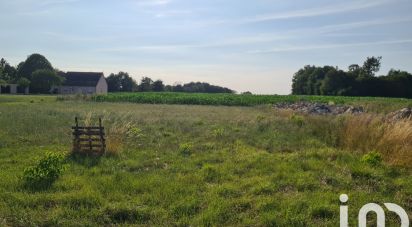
17, 54, 53, 80
153, 80, 165, 92
0, 58, 17, 82
30, 69, 64, 93
17, 78, 31, 88
106, 72, 137, 92
138, 77, 154, 92
320, 69, 351, 95
360, 56, 382, 78
292, 65, 314, 95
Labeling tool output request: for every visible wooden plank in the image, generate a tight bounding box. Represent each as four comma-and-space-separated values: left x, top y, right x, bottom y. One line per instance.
76, 150, 105, 154
78, 138, 105, 142
77, 147, 105, 150
72, 129, 103, 133
71, 126, 104, 130
78, 141, 104, 144
78, 144, 104, 148
73, 131, 105, 136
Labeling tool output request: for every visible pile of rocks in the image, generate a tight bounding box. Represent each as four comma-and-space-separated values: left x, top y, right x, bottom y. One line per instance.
274, 102, 364, 115
386, 108, 412, 121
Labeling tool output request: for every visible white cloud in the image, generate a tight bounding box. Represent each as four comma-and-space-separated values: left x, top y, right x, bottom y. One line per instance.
243, 0, 392, 23
248, 39, 412, 54
95, 16, 412, 54
192, 0, 395, 27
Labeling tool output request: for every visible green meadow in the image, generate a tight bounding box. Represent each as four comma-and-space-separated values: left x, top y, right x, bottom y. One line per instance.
0, 95, 411, 226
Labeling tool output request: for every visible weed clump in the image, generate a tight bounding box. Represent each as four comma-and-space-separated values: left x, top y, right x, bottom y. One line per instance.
179, 143, 193, 156
212, 128, 224, 138
23, 152, 66, 190
361, 151, 382, 166
105, 120, 134, 156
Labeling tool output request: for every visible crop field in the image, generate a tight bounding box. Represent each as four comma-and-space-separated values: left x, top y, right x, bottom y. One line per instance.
60, 92, 412, 113
0, 95, 411, 226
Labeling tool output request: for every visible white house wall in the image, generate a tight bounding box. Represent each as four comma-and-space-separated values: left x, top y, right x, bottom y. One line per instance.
96, 76, 108, 94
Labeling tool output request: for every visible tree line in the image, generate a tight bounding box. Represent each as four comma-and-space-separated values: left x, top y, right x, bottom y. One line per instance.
106, 72, 234, 93
0, 54, 64, 93
292, 57, 412, 98
0, 53, 234, 94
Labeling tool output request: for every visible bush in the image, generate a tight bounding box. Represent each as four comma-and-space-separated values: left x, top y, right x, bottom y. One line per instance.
23, 152, 67, 190
179, 143, 193, 156
361, 151, 382, 166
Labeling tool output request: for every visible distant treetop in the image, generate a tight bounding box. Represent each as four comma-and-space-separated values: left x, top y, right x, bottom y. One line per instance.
291, 56, 412, 98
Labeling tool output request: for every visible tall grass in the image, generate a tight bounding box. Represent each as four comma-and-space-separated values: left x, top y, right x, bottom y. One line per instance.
378, 120, 412, 166
105, 120, 133, 156
102, 112, 138, 156
307, 113, 412, 167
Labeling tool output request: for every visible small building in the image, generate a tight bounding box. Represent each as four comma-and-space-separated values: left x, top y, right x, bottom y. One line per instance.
0, 84, 29, 94
54, 72, 108, 95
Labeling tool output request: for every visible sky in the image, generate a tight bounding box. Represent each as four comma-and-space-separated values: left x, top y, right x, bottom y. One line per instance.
1, 0, 412, 94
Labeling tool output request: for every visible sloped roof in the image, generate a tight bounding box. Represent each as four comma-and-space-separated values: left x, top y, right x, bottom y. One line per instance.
59, 72, 104, 87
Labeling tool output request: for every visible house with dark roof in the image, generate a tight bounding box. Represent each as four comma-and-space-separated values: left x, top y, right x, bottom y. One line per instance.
53, 72, 108, 94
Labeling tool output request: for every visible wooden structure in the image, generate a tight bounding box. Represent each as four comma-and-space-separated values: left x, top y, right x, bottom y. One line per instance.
72, 117, 106, 155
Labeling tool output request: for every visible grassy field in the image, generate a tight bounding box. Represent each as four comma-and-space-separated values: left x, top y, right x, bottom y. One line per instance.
72, 92, 412, 113
0, 95, 411, 226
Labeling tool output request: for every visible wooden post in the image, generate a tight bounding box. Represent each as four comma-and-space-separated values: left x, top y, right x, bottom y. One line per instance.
88, 127, 92, 152
99, 118, 105, 153
74, 117, 79, 153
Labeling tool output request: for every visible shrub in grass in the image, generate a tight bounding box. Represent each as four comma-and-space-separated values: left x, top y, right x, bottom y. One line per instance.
361, 151, 382, 166
212, 128, 224, 138
289, 114, 304, 127
127, 127, 143, 139
179, 143, 193, 156
23, 152, 66, 190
